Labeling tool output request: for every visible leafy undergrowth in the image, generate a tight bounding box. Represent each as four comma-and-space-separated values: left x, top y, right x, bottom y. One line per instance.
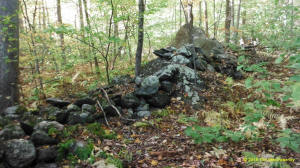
21, 47, 300, 167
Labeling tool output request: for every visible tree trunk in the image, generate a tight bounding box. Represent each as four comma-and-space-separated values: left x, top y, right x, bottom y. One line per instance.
57, 0, 66, 65
204, 0, 209, 37
225, 0, 231, 43
199, 0, 202, 28
234, 0, 241, 44
231, 0, 235, 28
135, 0, 145, 77
180, 0, 182, 26
83, 0, 100, 76
0, 0, 19, 113
213, 0, 216, 38
242, 10, 246, 43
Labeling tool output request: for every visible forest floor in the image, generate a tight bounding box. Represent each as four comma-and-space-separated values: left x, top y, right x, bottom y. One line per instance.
19, 48, 300, 168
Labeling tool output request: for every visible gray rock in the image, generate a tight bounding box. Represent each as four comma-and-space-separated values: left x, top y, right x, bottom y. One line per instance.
137, 111, 151, 118
82, 104, 96, 113
171, 55, 191, 65
136, 104, 149, 112
111, 75, 133, 85
207, 64, 215, 72
55, 110, 69, 124
146, 92, 171, 108
121, 94, 140, 108
74, 97, 96, 107
36, 146, 57, 162
160, 81, 174, 93
1, 106, 26, 120
67, 104, 80, 112
20, 122, 34, 135
135, 76, 160, 96
154, 64, 199, 82
34, 163, 58, 168
0, 143, 4, 161
4, 139, 36, 168
34, 121, 64, 133
177, 46, 192, 57
46, 98, 70, 108
0, 125, 25, 141
67, 112, 94, 125
103, 105, 121, 117
31, 130, 58, 146
188, 58, 207, 71
135, 76, 143, 86
153, 48, 174, 60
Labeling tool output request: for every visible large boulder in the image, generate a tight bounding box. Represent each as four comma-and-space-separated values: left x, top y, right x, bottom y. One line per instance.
135, 76, 160, 97
4, 139, 36, 168
0, 125, 25, 141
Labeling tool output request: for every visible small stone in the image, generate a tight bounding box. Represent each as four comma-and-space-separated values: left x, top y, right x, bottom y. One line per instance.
136, 104, 150, 112
121, 94, 140, 108
67, 104, 80, 112
137, 111, 151, 118
82, 104, 96, 113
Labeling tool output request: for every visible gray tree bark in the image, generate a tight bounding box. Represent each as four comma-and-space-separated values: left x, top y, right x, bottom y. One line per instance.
135, 0, 145, 77
0, 0, 19, 113
57, 0, 66, 65
225, 0, 231, 43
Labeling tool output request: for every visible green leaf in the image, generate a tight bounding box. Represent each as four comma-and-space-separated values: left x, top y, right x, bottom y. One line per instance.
275, 55, 284, 64
290, 75, 300, 82
291, 83, 300, 100
245, 77, 253, 89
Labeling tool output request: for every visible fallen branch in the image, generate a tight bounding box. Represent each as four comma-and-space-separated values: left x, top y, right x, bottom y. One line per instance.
96, 100, 110, 127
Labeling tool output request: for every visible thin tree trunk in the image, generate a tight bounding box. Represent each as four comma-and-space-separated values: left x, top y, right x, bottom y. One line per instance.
225, 0, 231, 43
213, 0, 216, 38
234, 0, 241, 44
83, 0, 100, 76
215, 1, 223, 38
0, 0, 19, 112
57, 0, 66, 65
180, 0, 182, 27
135, 0, 145, 77
242, 10, 246, 43
231, 0, 235, 28
199, 0, 202, 28
204, 0, 209, 37
42, 0, 46, 29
